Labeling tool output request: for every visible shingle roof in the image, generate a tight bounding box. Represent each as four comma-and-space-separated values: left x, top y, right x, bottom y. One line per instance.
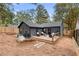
19, 20, 62, 28
41, 22, 62, 27
23, 20, 41, 27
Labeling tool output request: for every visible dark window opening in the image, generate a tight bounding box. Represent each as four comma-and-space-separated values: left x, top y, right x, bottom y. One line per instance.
48, 28, 52, 37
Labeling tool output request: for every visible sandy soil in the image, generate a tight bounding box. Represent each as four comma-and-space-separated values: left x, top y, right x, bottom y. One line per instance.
0, 33, 78, 56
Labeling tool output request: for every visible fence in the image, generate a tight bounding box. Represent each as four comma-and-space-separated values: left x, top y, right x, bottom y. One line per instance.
0, 27, 19, 34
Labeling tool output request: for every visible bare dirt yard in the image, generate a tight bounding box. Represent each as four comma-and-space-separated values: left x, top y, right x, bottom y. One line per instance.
0, 33, 78, 56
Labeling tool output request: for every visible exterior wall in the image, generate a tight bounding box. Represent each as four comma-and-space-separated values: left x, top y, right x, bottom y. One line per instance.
30, 28, 42, 36
30, 28, 37, 36
19, 23, 30, 35
51, 27, 60, 34
37, 28, 42, 33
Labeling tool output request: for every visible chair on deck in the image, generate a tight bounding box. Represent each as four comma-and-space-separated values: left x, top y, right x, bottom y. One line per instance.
36, 32, 40, 36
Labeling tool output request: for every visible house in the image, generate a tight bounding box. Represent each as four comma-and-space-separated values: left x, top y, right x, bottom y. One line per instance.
18, 20, 63, 38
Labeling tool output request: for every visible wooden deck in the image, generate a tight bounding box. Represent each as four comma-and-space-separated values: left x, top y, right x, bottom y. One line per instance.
32, 36, 60, 44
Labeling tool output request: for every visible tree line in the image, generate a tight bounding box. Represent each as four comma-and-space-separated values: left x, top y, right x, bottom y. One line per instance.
54, 3, 79, 30
13, 4, 50, 25
0, 3, 79, 31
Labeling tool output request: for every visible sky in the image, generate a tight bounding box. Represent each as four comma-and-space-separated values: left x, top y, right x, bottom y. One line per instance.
12, 3, 56, 19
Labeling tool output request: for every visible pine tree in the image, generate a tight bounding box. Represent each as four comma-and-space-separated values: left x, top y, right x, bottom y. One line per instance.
36, 4, 49, 24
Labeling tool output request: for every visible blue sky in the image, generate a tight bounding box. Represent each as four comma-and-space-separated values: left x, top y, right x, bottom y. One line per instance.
13, 3, 56, 18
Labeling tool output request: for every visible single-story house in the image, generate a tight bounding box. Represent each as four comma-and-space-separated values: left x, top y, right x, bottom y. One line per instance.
18, 20, 63, 38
